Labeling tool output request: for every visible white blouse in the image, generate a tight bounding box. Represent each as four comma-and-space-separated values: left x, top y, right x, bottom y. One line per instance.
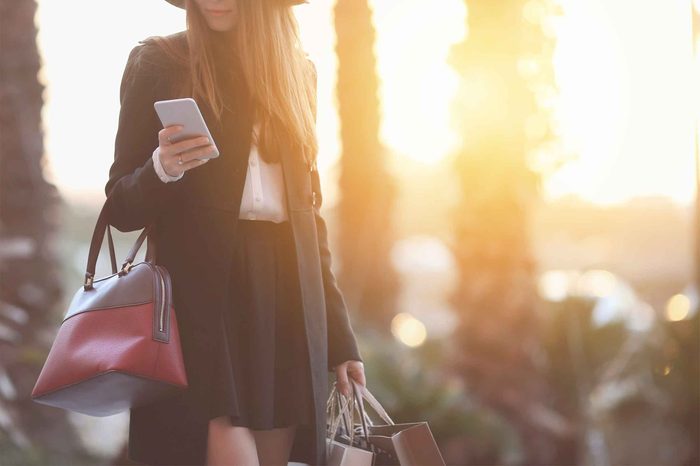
152, 122, 289, 223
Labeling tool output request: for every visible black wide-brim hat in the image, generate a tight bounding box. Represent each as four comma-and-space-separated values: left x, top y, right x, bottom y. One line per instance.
165, 0, 308, 8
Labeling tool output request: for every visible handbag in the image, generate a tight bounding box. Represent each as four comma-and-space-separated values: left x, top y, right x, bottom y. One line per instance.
30, 196, 188, 416
349, 380, 446, 466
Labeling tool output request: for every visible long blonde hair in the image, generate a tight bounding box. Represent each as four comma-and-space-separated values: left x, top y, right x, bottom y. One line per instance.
146, 0, 317, 167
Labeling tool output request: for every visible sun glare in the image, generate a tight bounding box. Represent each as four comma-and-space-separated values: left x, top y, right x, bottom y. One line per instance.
371, 0, 466, 165
36, 0, 696, 206
548, 0, 695, 206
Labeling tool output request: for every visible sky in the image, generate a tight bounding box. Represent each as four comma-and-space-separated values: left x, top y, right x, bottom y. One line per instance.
36, 0, 697, 207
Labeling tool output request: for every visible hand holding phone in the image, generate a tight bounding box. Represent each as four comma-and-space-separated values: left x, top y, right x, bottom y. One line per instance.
156, 125, 216, 177
154, 98, 219, 177
154, 98, 218, 154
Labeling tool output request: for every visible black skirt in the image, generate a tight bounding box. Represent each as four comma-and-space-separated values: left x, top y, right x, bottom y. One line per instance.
205, 218, 314, 429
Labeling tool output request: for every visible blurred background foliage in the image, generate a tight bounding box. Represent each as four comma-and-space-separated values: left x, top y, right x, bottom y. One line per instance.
1, 0, 699, 465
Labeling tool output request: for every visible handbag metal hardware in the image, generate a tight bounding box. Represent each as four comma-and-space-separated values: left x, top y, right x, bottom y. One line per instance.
121, 260, 134, 274
84, 273, 94, 290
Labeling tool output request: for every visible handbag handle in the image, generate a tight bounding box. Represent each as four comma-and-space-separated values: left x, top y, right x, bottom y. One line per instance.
84, 196, 157, 291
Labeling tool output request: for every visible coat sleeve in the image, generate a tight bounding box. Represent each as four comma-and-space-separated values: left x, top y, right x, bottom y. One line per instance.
104, 42, 184, 232
314, 196, 365, 371
307, 58, 364, 371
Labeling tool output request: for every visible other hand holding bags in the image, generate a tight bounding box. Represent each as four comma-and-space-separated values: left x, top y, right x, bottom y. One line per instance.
31, 197, 188, 416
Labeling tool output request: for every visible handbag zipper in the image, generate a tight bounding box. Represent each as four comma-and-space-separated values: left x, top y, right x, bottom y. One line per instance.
158, 271, 165, 332
153, 266, 170, 334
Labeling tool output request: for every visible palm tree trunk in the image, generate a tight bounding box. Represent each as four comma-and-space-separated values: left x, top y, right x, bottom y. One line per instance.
0, 0, 87, 462
333, 0, 398, 331
447, 1, 569, 463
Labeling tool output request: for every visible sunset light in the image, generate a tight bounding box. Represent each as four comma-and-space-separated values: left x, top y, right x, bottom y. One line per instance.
36, 0, 696, 206
7, 0, 698, 464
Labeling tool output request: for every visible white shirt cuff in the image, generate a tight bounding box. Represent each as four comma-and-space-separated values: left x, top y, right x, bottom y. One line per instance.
152, 147, 184, 183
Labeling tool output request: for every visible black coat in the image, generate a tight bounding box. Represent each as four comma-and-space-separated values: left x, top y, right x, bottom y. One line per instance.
104, 31, 363, 465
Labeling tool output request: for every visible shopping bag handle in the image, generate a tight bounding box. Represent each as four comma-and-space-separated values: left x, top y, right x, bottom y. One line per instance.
350, 378, 371, 439
326, 382, 361, 457
327, 382, 362, 438
350, 380, 374, 430
350, 379, 395, 426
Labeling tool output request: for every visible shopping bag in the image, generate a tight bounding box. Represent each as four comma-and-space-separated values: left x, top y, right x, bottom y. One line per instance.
351, 379, 446, 466
326, 381, 374, 466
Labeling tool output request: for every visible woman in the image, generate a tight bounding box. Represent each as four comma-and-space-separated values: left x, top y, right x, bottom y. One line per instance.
104, 0, 366, 464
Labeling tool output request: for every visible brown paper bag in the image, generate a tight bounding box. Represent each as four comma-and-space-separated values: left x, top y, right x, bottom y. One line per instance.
326, 438, 375, 466
351, 380, 446, 466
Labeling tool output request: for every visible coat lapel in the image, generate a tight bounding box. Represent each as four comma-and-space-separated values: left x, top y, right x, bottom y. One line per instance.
281, 149, 330, 462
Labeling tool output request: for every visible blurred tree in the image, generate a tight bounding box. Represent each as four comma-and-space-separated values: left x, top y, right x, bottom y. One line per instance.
446, 0, 572, 464
654, 315, 700, 466
543, 294, 696, 466
686, 5, 700, 465
358, 330, 524, 465
0, 1, 91, 464
333, 0, 399, 332
695, 0, 700, 300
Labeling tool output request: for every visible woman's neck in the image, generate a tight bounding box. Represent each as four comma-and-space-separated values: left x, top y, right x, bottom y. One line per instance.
209, 28, 238, 57
207, 28, 247, 96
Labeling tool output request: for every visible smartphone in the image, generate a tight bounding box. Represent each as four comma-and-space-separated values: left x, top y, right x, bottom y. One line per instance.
153, 98, 219, 159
